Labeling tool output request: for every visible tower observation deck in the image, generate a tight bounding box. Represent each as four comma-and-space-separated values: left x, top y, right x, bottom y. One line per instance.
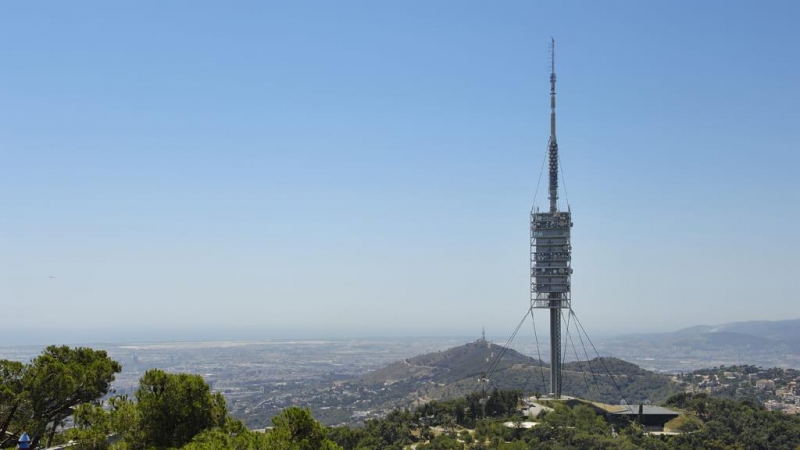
531, 38, 572, 399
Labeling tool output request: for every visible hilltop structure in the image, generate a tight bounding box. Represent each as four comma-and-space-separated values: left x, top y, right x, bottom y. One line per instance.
530, 38, 573, 399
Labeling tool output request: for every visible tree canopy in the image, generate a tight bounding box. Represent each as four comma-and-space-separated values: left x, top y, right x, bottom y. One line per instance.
264, 407, 342, 450
0, 346, 121, 448
134, 369, 227, 449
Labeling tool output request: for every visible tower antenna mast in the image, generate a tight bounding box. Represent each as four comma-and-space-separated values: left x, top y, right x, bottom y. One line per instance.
548, 37, 559, 213
531, 37, 572, 399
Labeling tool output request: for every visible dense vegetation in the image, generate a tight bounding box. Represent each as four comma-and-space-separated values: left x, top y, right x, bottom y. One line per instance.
0, 346, 121, 449
320, 392, 800, 450
5, 347, 800, 449
663, 393, 800, 450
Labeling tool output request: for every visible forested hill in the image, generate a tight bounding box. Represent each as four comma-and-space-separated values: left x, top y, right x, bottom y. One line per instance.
359, 338, 540, 385
563, 357, 682, 405
345, 340, 681, 413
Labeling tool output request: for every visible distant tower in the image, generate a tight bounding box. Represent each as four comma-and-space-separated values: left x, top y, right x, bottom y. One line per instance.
531, 38, 573, 399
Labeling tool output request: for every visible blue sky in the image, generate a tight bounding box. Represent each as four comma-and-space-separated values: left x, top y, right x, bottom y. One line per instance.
1, 1, 799, 344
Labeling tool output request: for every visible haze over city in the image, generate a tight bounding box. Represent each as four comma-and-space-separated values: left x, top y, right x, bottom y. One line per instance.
2, 1, 799, 345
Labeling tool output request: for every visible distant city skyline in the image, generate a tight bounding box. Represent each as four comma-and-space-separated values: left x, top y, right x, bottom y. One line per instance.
2, 1, 799, 345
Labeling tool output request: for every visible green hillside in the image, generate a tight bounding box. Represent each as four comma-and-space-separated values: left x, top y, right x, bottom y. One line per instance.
349, 340, 681, 412
360, 338, 539, 385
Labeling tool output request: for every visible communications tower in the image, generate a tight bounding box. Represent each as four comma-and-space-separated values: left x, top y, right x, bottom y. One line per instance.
531, 38, 572, 398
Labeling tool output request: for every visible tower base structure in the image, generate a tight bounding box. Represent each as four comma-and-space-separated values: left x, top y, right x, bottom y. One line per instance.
531, 210, 572, 398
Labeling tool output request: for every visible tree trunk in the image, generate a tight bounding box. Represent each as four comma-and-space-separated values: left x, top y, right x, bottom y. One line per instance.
0, 400, 20, 447
30, 420, 49, 450
46, 421, 58, 448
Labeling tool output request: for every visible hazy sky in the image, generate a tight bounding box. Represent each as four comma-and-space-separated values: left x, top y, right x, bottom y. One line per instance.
2, 1, 799, 345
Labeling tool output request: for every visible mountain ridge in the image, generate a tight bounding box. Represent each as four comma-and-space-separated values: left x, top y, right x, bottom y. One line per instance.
347, 338, 680, 412
601, 318, 800, 371
673, 318, 800, 341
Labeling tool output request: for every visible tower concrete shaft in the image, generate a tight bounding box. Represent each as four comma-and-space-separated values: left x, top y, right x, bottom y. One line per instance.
550, 301, 561, 397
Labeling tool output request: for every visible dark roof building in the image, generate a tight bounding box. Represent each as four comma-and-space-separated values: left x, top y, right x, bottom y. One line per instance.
610, 404, 680, 431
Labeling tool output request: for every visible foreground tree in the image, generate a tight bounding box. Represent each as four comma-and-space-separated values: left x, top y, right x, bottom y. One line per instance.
26, 346, 121, 448
135, 369, 227, 449
68, 403, 114, 450
665, 393, 800, 450
68, 396, 139, 450
264, 407, 342, 450
0, 346, 121, 449
182, 417, 265, 450
0, 360, 26, 447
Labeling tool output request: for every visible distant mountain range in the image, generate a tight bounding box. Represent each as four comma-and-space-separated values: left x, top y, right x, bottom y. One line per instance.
675, 319, 800, 344
598, 319, 800, 371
